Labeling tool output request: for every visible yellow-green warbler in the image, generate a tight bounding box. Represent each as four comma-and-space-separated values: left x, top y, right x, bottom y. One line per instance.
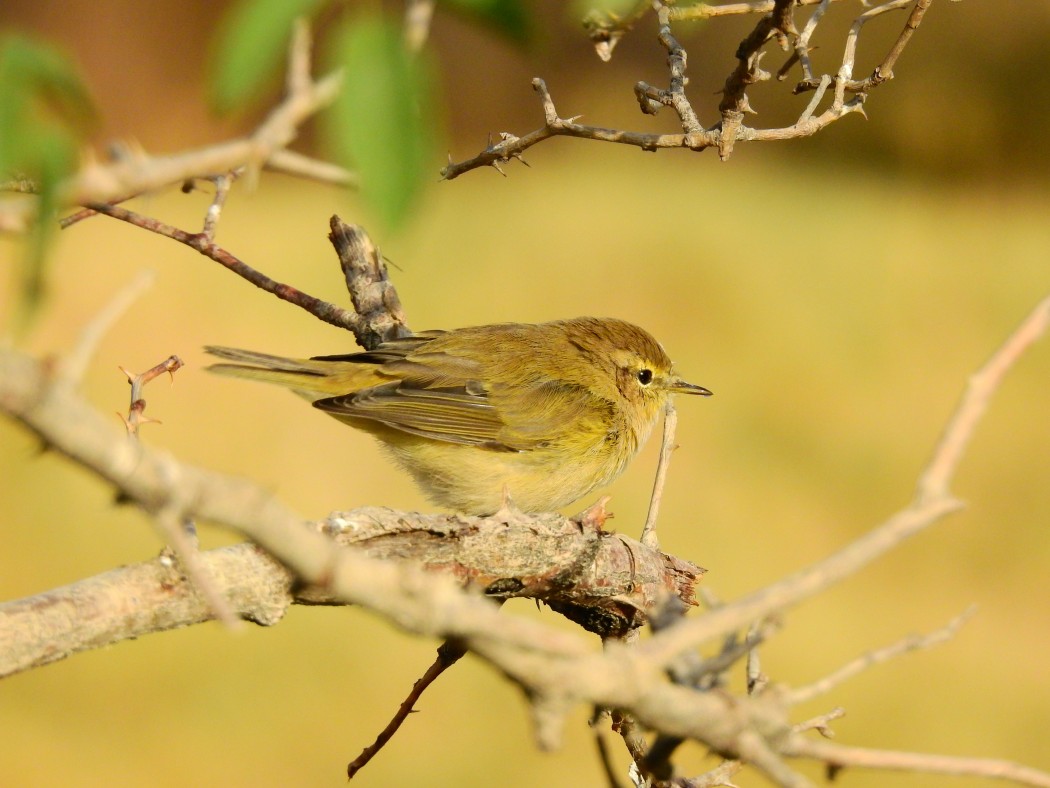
206, 317, 710, 514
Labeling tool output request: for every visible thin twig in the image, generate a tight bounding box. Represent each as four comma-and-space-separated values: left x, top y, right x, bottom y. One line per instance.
791, 0, 831, 82
797, 74, 831, 122
918, 295, 1050, 504
839, 1, 912, 87
641, 400, 678, 549
874, 0, 932, 81
593, 724, 629, 788
118, 355, 183, 436
117, 354, 240, 629
442, 65, 871, 180
669, 0, 839, 21
154, 508, 242, 630
656, 7, 705, 135
265, 149, 357, 187
59, 190, 144, 229
784, 739, 1050, 787
786, 607, 976, 705
58, 270, 155, 385
612, 711, 651, 773
285, 18, 313, 97
201, 171, 238, 241
691, 618, 777, 687
745, 620, 767, 695
86, 202, 366, 336
347, 640, 466, 778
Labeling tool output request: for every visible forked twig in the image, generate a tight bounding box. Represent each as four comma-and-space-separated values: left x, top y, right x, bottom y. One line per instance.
118, 355, 183, 436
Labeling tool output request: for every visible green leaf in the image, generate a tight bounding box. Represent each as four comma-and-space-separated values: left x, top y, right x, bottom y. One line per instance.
20, 137, 72, 321
0, 35, 93, 175
329, 16, 436, 231
440, 0, 532, 46
0, 35, 92, 324
208, 0, 326, 113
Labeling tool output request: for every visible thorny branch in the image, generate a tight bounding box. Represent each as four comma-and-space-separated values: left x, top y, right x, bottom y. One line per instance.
444, 0, 942, 177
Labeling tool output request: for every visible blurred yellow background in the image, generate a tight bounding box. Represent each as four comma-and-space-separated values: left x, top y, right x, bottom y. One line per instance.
1, 2, 1049, 787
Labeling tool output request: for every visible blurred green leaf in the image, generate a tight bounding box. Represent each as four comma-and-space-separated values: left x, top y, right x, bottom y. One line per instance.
21, 139, 72, 318
209, 0, 326, 113
441, 0, 532, 45
0, 35, 93, 174
329, 16, 435, 231
0, 35, 92, 323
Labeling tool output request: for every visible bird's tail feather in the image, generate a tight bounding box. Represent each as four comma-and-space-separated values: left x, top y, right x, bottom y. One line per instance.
205, 345, 335, 397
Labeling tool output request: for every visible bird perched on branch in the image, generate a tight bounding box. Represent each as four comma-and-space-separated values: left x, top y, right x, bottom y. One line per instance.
207, 317, 710, 514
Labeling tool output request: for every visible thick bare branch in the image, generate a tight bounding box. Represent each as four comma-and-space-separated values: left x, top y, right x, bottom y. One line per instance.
0, 500, 700, 677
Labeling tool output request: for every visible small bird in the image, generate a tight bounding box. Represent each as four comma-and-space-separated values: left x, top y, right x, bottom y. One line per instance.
206, 317, 711, 514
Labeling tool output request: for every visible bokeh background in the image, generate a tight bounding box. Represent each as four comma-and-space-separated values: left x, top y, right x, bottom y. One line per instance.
1, 2, 1048, 787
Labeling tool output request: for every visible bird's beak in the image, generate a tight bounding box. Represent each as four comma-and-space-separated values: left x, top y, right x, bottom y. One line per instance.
670, 378, 712, 396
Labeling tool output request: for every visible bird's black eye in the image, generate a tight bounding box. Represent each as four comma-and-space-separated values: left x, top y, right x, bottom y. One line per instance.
637, 368, 653, 385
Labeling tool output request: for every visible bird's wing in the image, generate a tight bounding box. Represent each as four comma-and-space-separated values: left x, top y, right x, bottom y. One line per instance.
312, 348, 606, 452
314, 380, 515, 449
